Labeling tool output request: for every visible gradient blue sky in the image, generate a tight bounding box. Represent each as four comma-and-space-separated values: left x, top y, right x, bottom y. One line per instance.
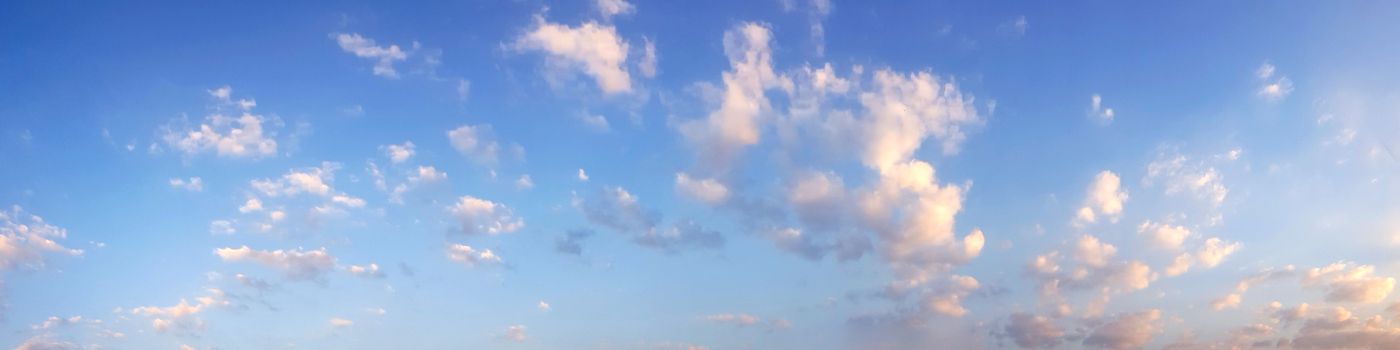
4, 1, 1400, 349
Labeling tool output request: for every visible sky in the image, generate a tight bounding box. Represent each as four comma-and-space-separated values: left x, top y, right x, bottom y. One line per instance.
2, 0, 1400, 349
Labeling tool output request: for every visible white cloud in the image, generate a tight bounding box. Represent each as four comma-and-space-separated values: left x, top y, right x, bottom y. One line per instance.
447, 124, 511, 165
638, 37, 658, 78
514, 16, 632, 94
674, 172, 730, 204
214, 246, 337, 281
578, 112, 611, 131
577, 168, 589, 182
160, 86, 280, 159
999, 16, 1029, 37
447, 195, 524, 235
333, 33, 409, 78
250, 162, 338, 198
1210, 293, 1242, 310
515, 175, 534, 190
704, 313, 759, 327
238, 198, 263, 213
208, 220, 235, 235
1304, 262, 1396, 303
381, 141, 415, 163
1073, 234, 1118, 268
0, 205, 83, 271
1144, 149, 1230, 210
1255, 62, 1293, 102
457, 79, 471, 101
595, 0, 635, 19
1075, 170, 1128, 226
347, 263, 385, 279
1090, 94, 1115, 123
501, 325, 527, 342
1137, 220, 1189, 249
1003, 312, 1065, 348
329, 317, 353, 328
169, 177, 204, 192
446, 244, 502, 267
538, 301, 551, 312
129, 288, 228, 333
679, 23, 792, 169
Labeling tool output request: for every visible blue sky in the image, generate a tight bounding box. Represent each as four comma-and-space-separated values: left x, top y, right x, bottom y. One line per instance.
3, 1, 1400, 349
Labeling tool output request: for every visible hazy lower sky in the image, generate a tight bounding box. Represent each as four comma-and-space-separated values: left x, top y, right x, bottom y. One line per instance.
4, 1, 1400, 349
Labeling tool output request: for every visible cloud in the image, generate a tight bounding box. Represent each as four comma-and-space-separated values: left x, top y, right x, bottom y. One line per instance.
513, 15, 633, 94
333, 33, 409, 78
501, 325, 527, 342
999, 16, 1029, 37
1255, 62, 1293, 102
0, 205, 83, 271
14, 336, 79, 350
1161, 237, 1240, 277
214, 246, 337, 282
1303, 262, 1396, 303
515, 175, 534, 190
447, 195, 524, 235
1003, 312, 1065, 348
1090, 94, 1115, 123
169, 177, 204, 192
381, 141, 415, 163
1074, 170, 1128, 225
1073, 234, 1118, 268
159, 86, 280, 159
555, 229, 595, 255
1137, 220, 1190, 249
329, 317, 353, 328
1211, 293, 1242, 310
577, 168, 589, 181
250, 162, 339, 198
538, 301, 551, 312
347, 263, 385, 279
638, 37, 658, 77
208, 220, 235, 235
446, 244, 501, 267
679, 23, 791, 169
703, 313, 791, 331
595, 0, 635, 19
1083, 309, 1161, 350
129, 288, 229, 333
1145, 149, 1229, 208
576, 186, 722, 252
447, 124, 516, 165
674, 172, 730, 204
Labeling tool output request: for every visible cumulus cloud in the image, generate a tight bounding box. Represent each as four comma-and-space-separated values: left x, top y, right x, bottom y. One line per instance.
1255, 62, 1294, 102
129, 288, 229, 333
447, 124, 517, 165
577, 168, 589, 181
447, 195, 524, 235
347, 263, 385, 279
0, 205, 83, 271
1003, 312, 1065, 348
595, 0, 635, 19
501, 325, 527, 342
555, 229, 595, 256
638, 37, 658, 78
214, 246, 337, 282
1303, 262, 1396, 303
446, 244, 501, 267
1211, 293, 1242, 310
159, 86, 280, 159
1083, 309, 1161, 350
1138, 220, 1190, 249
679, 23, 792, 169
333, 33, 409, 78
1027, 240, 1157, 298
513, 15, 633, 94
169, 177, 204, 192
250, 162, 339, 198
381, 141, 415, 163
674, 172, 730, 204
1161, 237, 1240, 277
1074, 171, 1128, 226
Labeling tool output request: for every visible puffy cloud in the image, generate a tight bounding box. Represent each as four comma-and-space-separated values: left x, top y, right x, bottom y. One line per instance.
446, 124, 512, 165
1075, 171, 1128, 225
1138, 220, 1190, 249
515, 175, 534, 190
1090, 94, 1115, 123
1303, 262, 1396, 303
1003, 312, 1065, 348
238, 198, 263, 213
208, 220, 235, 235
447, 195, 524, 235
169, 177, 204, 192
214, 246, 337, 281
1144, 150, 1229, 208
674, 172, 730, 204
513, 15, 632, 94
1289, 306, 1400, 349
1255, 62, 1293, 102
129, 288, 229, 333
159, 86, 280, 159
347, 263, 384, 279
0, 205, 83, 271
381, 141, 415, 163
595, 0, 634, 19
1073, 234, 1118, 268
30, 315, 82, 331
1027, 245, 1156, 297
446, 244, 501, 267
1161, 237, 1240, 277
501, 325, 527, 342
679, 23, 791, 169
857, 69, 980, 169
1211, 293, 1242, 310
250, 162, 338, 198
538, 301, 551, 312
333, 33, 408, 78
1083, 309, 1161, 350
577, 168, 589, 181
788, 170, 847, 232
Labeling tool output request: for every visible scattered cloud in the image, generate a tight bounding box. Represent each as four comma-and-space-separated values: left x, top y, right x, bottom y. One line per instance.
333, 33, 409, 78
446, 244, 502, 267
513, 15, 633, 94
214, 246, 338, 282
159, 86, 280, 159
447, 195, 524, 235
